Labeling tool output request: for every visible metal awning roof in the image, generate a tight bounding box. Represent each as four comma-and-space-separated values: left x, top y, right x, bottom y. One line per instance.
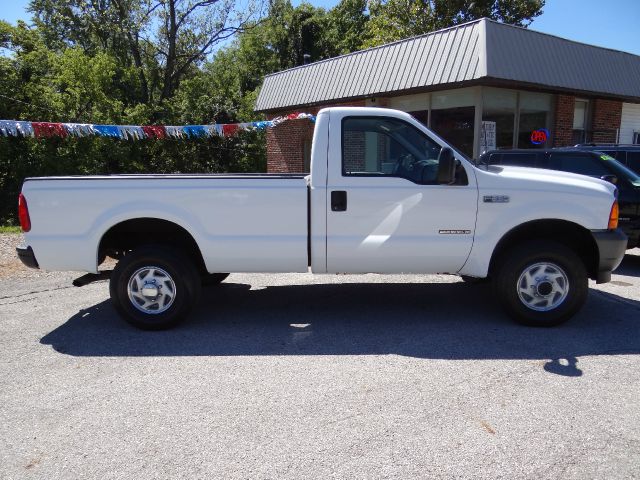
255, 18, 640, 112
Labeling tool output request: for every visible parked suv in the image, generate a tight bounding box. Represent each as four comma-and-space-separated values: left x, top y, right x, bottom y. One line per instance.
572, 144, 640, 175
477, 148, 640, 249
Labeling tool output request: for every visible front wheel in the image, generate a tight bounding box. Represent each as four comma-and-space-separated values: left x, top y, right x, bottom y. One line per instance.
493, 241, 588, 327
110, 246, 202, 330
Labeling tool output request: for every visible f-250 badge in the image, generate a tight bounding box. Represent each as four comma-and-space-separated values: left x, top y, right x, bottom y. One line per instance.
483, 195, 510, 203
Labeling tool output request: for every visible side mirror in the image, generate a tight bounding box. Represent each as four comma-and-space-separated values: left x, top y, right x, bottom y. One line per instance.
600, 174, 618, 184
437, 147, 456, 184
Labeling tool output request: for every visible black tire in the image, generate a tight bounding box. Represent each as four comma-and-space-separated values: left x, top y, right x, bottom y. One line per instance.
202, 272, 230, 286
493, 240, 588, 327
109, 245, 202, 330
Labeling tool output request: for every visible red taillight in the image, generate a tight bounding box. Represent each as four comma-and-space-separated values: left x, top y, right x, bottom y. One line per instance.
18, 193, 31, 232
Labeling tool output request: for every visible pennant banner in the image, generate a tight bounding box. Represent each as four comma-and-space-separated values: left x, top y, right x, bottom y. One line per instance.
0, 113, 316, 139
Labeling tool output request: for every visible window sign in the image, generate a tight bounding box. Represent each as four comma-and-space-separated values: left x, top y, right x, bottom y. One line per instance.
481, 121, 496, 152
482, 88, 516, 149
518, 92, 551, 148
530, 128, 549, 145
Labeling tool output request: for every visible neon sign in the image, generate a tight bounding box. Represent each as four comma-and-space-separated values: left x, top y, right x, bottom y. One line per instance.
531, 129, 549, 145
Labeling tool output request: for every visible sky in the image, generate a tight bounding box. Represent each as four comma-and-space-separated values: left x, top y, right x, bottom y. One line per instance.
2, 0, 640, 56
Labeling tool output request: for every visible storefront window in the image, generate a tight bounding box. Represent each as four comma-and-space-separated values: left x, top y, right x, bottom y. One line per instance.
431, 108, 475, 157
409, 110, 429, 127
385, 88, 554, 157
518, 92, 552, 148
482, 88, 517, 151
431, 89, 475, 157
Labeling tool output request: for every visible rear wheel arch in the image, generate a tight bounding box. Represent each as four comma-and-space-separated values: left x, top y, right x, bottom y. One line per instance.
97, 217, 207, 274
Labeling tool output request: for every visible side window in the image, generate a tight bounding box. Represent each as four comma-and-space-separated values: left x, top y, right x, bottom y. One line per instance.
547, 153, 611, 177
626, 152, 640, 173
603, 150, 624, 162
342, 117, 443, 184
500, 153, 539, 167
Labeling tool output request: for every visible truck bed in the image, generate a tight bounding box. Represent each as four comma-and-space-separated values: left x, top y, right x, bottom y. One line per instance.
22, 175, 310, 273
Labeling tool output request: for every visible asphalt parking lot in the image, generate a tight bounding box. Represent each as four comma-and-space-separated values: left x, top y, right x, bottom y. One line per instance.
1, 235, 639, 479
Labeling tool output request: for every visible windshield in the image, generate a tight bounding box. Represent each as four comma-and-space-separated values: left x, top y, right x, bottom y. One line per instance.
597, 152, 640, 187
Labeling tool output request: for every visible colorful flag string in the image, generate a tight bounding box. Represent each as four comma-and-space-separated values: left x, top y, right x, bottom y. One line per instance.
0, 113, 316, 139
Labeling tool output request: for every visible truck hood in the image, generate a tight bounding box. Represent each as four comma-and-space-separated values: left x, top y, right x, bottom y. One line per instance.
472, 164, 617, 232
478, 165, 617, 198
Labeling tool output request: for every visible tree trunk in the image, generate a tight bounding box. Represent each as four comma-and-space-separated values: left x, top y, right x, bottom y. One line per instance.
160, 0, 178, 100
128, 32, 150, 103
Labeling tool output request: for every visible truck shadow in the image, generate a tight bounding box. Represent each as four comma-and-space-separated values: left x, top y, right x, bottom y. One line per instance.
615, 250, 640, 277
41, 279, 640, 376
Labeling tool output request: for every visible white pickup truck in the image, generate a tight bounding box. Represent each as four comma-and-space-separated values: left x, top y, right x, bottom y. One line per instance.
17, 107, 626, 329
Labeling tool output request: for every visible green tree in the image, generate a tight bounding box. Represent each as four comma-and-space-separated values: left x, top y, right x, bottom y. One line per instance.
192, 0, 370, 124
364, 0, 544, 47
1, 20, 134, 123
326, 0, 369, 55
29, 0, 264, 106
265, 0, 332, 68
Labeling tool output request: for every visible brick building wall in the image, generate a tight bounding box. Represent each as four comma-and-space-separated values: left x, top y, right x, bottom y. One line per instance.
552, 94, 575, 147
266, 100, 366, 173
591, 99, 623, 143
342, 131, 366, 172
553, 95, 624, 146
266, 119, 315, 173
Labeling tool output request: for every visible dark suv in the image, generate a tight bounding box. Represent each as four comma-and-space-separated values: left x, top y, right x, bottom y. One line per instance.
477, 148, 640, 249
571, 144, 640, 175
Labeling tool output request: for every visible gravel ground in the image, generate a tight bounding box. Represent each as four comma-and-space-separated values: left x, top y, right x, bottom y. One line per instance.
0, 233, 26, 278
1, 234, 639, 479
0, 233, 115, 281
0, 233, 64, 280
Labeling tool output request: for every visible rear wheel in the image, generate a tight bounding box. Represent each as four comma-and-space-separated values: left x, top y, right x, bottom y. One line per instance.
493, 241, 588, 327
110, 246, 201, 330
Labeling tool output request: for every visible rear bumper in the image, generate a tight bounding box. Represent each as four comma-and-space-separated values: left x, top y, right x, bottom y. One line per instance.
591, 229, 627, 283
16, 245, 39, 269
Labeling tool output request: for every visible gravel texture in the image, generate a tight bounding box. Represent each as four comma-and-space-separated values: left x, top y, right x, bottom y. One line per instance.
0, 233, 32, 279
1, 235, 639, 479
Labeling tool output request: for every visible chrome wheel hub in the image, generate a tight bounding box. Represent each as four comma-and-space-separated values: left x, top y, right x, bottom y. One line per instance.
127, 266, 176, 314
517, 262, 569, 312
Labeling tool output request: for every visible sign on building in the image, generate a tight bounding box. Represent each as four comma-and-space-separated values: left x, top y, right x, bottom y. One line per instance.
480, 121, 496, 153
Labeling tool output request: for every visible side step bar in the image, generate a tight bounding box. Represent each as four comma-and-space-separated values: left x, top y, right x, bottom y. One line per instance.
72, 271, 112, 287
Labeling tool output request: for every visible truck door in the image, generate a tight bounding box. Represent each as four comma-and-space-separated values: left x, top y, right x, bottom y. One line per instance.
325, 114, 477, 274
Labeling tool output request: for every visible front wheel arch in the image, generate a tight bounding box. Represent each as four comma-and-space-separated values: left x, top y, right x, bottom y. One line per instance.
488, 219, 598, 280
